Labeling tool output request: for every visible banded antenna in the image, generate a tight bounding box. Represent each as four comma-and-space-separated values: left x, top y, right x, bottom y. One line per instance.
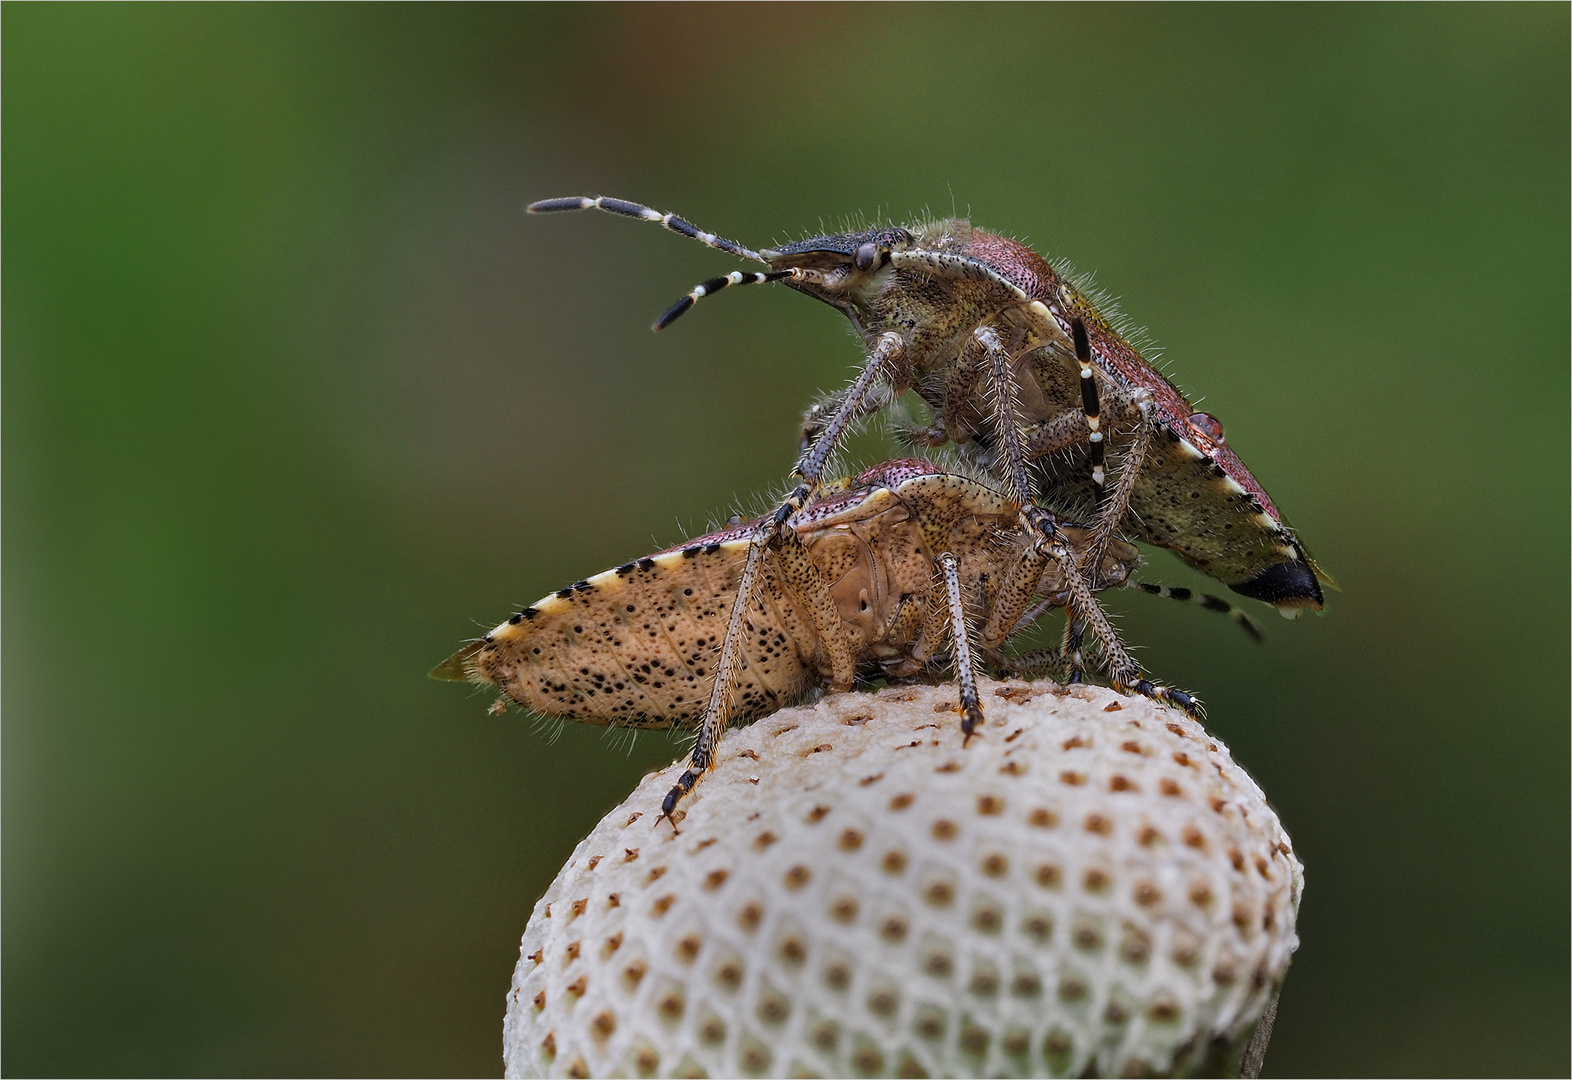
529, 195, 792, 330
1133, 582, 1264, 642
1010, 583, 1264, 643
654, 270, 794, 330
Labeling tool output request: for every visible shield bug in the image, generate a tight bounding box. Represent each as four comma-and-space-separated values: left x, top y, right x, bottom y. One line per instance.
528, 196, 1326, 618
433, 459, 1196, 819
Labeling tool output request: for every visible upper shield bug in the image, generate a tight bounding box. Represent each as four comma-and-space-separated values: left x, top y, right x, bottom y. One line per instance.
528, 196, 1327, 619
434, 459, 1212, 819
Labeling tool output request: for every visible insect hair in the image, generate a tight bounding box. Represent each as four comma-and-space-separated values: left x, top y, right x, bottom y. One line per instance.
526, 711, 571, 747
600, 724, 643, 757
1044, 252, 1181, 382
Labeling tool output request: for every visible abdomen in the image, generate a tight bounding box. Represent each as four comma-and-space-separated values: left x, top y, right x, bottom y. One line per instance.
460, 542, 820, 729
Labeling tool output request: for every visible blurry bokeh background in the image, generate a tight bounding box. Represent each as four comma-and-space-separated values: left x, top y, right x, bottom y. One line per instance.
5, 5, 1567, 1076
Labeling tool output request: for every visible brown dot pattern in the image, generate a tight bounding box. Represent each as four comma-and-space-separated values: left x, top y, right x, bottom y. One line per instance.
464, 545, 820, 729
505, 680, 1301, 1078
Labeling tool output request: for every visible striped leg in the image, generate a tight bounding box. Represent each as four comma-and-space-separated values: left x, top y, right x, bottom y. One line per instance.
937, 552, 986, 740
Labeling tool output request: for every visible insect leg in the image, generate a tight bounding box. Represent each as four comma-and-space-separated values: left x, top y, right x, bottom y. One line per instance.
936, 552, 986, 740
1039, 528, 1202, 717
976, 324, 1034, 508
978, 535, 1051, 648
1134, 582, 1265, 642
892, 573, 954, 678
1081, 401, 1155, 584
795, 331, 905, 487
937, 335, 986, 444
772, 521, 856, 690
527, 196, 766, 262
799, 380, 896, 454
1020, 385, 1147, 461
987, 647, 1070, 680
660, 337, 902, 822
888, 417, 952, 450
1062, 616, 1087, 684
660, 531, 775, 824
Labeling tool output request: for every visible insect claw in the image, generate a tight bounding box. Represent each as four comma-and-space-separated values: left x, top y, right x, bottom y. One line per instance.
657, 802, 679, 835
659, 767, 702, 832
961, 704, 985, 744
1123, 677, 1204, 719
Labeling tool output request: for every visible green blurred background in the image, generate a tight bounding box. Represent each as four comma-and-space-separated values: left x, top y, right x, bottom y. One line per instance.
5, 4, 1567, 1076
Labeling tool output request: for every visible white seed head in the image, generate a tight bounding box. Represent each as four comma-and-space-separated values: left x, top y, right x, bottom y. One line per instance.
505, 680, 1302, 1078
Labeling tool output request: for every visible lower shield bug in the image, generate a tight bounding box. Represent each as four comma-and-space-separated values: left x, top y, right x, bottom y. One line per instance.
435, 459, 1208, 819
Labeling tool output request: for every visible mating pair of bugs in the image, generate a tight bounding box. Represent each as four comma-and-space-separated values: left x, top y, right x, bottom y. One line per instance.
435, 196, 1326, 820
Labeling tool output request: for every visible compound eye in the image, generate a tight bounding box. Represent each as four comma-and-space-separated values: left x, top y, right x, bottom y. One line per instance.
853, 241, 880, 273
1188, 412, 1225, 444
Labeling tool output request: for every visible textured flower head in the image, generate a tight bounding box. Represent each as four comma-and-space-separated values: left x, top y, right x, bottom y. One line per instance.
506, 680, 1302, 1078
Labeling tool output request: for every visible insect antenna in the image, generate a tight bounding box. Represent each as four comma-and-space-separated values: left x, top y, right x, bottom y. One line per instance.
1134, 582, 1264, 642
655, 270, 795, 330
527, 196, 767, 262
